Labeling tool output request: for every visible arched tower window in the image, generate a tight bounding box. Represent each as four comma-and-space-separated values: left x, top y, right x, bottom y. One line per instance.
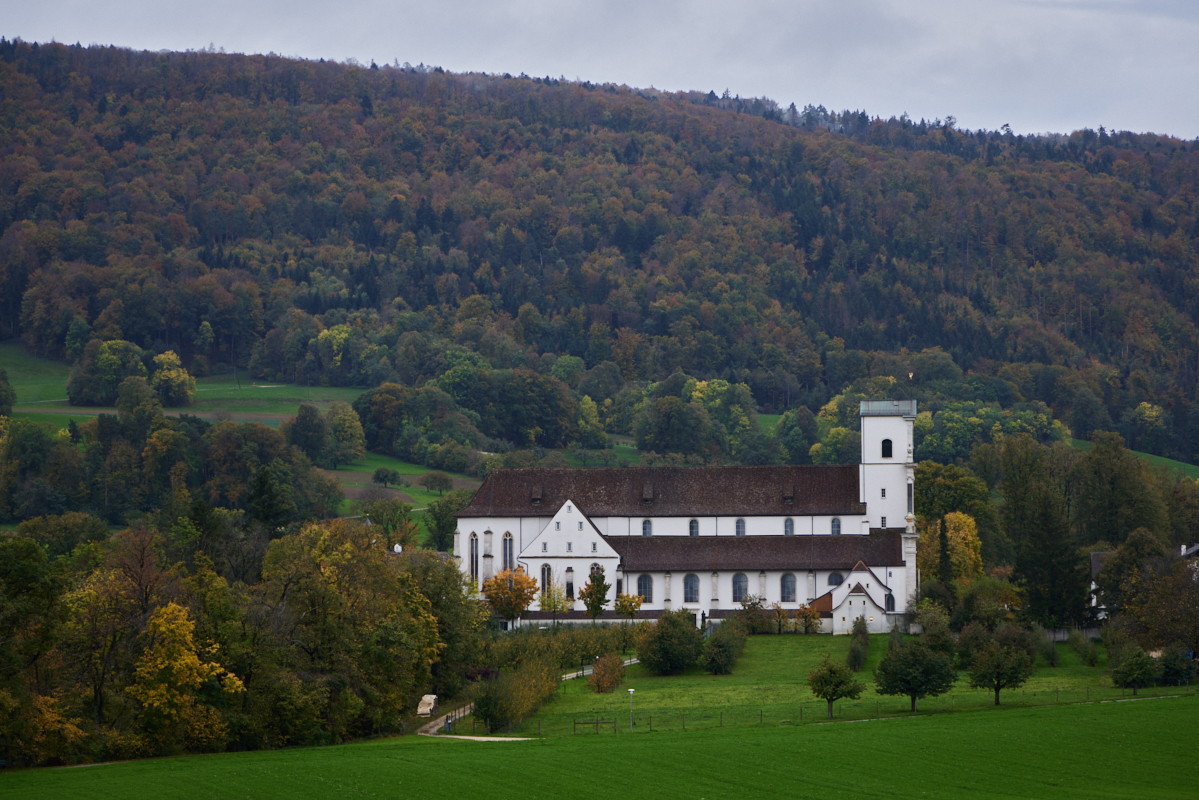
637, 574, 653, 602
735, 518, 746, 537
684, 574, 700, 603
689, 519, 699, 537
831, 518, 841, 536
784, 518, 794, 536
469, 534, 478, 580
732, 573, 749, 602
502, 533, 514, 572
642, 519, 652, 537
882, 438, 893, 458
540, 563, 552, 594
885, 594, 895, 612
781, 573, 796, 602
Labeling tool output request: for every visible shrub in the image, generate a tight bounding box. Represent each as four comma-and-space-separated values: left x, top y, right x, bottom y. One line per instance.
1159, 642, 1197, 686
472, 658, 560, 732
1102, 620, 1136, 670
1031, 625, 1059, 667
846, 636, 869, 672
956, 621, 993, 668
1066, 629, 1099, 667
889, 623, 905, 652
639, 610, 703, 675
587, 653, 626, 693
737, 595, 771, 634
701, 620, 747, 675
1111, 646, 1158, 696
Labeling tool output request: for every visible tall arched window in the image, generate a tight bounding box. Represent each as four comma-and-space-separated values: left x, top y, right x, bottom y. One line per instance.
590, 563, 602, 577
637, 574, 653, 602
882, 438, 893, 458
684, 573, 700, 603
540, 563, 552, 594
689, 519, 699, 537
469, 534, 478, 580
642, 519, 652, 536
565, 567, 575, 599
885, 594, 895, 612
781, 573, 796, 602
732, 573, 749, 602
831, 518, 842, 536
784, 518, 794, 536
735, 518, 746, 537
502, 533, 514, 572
828, 572, 844, 586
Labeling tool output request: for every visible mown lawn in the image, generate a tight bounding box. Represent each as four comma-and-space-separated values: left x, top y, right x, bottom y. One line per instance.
2, 693, 1192, 799
461, 633, 1190, 739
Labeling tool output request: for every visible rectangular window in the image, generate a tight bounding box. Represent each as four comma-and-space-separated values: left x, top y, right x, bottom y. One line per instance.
578, 521, 583, 531
881, 516, 887, 528
591, 542, 597, 552
567, 542, 572, 552
566, 581, 574, 599
542, 542, 547, 552
555, 521, 560, 530
616, 578, 623, 596
881, 488, 886, 498
907, 483, 913, 513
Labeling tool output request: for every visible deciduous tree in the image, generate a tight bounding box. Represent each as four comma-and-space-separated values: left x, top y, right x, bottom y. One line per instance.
807, 655, 866, 718
874, 641, 957, 712
967, 642, 1035, 704
482, 568, 539, 625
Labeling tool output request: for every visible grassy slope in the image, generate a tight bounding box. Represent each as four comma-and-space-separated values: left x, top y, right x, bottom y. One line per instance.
0, 342, 72, 403
2, 694, 1192, 799
1071, 438, 1199, 480
470, 633, 1166, 739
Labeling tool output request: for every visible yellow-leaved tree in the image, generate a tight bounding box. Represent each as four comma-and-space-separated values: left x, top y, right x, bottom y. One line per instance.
917, 511, 984, 585
130, 602, 243, 752
150, 351, 196, 407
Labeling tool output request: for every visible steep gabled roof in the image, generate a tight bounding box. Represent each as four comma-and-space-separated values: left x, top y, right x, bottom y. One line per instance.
601, 528, 903, 572
459, 465, 867, 518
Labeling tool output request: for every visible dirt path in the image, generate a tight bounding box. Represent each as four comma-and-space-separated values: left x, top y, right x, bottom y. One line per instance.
13, 406, 289, 422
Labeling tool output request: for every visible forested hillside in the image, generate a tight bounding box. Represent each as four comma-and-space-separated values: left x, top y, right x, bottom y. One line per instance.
2, 39, 1199, 458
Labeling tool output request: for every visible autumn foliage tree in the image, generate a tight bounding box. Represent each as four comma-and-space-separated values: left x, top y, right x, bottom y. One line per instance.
482, 568, 540, 625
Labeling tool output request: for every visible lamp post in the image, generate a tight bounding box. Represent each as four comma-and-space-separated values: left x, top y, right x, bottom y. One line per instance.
628, 688, 635, 732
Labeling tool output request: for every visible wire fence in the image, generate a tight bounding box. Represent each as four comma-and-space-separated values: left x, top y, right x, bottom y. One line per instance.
449, 684, 1196, 738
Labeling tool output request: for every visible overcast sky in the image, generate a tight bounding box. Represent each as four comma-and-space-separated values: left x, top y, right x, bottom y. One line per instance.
5, 0, 1198, 138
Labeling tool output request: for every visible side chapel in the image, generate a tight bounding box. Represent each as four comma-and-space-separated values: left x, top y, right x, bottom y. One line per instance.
454, 400, 919, 633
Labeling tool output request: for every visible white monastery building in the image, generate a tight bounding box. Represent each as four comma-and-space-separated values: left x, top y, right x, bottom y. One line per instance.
454, 400, 919, 634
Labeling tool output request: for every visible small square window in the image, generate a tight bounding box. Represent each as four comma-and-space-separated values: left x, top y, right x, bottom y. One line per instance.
567, 542, 572, 552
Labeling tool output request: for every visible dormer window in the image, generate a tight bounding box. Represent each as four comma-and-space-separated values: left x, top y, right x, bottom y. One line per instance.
783, 484, 794, 504
642, 483, 653, 505
531, 484, 542, 505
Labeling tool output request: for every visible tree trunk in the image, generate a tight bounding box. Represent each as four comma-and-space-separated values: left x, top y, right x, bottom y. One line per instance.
827, 699, 834, 719
911, 696, 917, 712
994, 688, 1000, 706
1132, 686, 1138, 697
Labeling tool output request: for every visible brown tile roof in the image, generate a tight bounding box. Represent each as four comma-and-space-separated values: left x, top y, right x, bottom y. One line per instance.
459, 465, 867, 518
601, 529, 904, 573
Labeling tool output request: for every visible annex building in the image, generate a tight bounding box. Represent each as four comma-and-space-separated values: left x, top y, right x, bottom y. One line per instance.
454, 400, 919, 633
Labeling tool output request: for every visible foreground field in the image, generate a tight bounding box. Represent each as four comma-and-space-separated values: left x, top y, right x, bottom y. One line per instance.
3, 695, 1192, 799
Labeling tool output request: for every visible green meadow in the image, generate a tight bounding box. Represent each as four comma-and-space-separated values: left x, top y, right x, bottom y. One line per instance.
459, 632, 1186, 739
2, 690, 1191, 799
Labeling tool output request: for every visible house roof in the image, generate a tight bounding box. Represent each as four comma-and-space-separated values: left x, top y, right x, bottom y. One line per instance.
601, 528, 903, 573
459, 465, 867, 518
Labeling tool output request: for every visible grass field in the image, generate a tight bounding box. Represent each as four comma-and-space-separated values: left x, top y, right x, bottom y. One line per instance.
0, 342, 72, 403
1071, 438, 1199, 480
457, 633, 1184, 739
2, 692, 1192, 799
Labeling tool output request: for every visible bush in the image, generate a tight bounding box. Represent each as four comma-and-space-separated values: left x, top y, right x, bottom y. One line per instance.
701, 620, 747, 675
846, 636, 869, 672
957, 621, 993, 668
737, 595, 771, 634
479, 620, 646, 673
639, 610, 703, 675
1111, 645, 1158, 696
1031, 625, 1059, 667
889, 623, 905, 652
1159, 642, 1197, 686
1066, 629, 1099, 667
1102, 620, 1136, 670
472, 658, 560, 732
587, 653, 626, 693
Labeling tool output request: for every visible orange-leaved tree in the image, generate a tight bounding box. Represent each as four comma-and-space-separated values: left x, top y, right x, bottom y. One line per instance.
483, 568, 539, 625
